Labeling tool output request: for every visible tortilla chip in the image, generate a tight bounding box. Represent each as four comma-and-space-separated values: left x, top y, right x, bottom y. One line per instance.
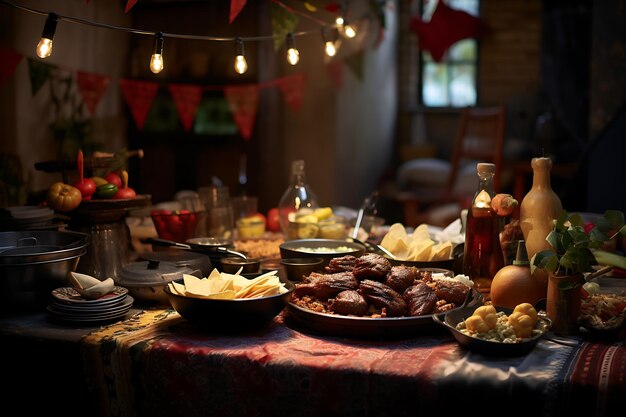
380, 223, 408, 252
408, 238, 434, 261
431, 241, 453, 261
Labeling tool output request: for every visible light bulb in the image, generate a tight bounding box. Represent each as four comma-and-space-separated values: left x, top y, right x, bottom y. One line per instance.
344, 24, 356, 38
287, 48, 300, 65
325, 41, 336, 57
36, 13, 58, 59
36, 38, 53, 58
234, 38, 248, 74
150, 32, 164, 74
235, 55, 248, 74
150, 54, 164, 73
285, 33, 299, 65
335, 16, 344, 26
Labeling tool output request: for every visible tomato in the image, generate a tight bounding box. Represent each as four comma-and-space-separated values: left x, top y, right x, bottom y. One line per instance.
73, 178, 96, 200
47, 182, 82, 212
105, 172, 123, 189
266, 207, 280, 233
95, 183, 118, 199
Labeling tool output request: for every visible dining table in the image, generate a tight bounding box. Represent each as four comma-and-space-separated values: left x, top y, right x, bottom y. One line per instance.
1, 298, 625, 417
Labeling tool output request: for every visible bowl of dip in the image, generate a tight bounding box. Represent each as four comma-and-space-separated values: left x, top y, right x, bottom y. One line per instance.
279, 238, 366, 267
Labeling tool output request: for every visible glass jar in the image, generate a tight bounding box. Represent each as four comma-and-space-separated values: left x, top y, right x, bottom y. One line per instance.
278, 160, 319, 236
463, 162, 504, 298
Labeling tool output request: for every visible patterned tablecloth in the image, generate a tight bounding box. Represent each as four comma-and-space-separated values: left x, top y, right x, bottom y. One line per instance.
78, 308, 626, 417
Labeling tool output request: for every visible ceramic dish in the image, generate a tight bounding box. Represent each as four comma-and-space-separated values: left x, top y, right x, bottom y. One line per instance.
164, 276, 295, 332
285, 288, 483, 339
432, 305, 552, 356
279, 238, 366, 267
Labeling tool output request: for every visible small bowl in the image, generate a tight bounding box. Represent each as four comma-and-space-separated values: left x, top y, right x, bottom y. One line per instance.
220, 256, 261, 274
432, 305, 552, 356
280, 257, 324, 281
384, 255, 456, 272
164, 276, 295, 332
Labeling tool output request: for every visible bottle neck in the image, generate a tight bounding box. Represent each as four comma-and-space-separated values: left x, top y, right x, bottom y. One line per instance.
476, 173, 495, 196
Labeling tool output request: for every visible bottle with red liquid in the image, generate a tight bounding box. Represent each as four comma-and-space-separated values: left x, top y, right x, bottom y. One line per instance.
463, 162, 504, 299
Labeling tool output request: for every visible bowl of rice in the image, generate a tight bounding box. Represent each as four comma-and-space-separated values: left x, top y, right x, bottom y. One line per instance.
433, 304, 552, 356
279, 238, 366, 268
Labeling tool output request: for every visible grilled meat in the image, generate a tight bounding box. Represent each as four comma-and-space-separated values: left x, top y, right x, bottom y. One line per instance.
353, 253, 391, 281
359, 280, 407, 317
329, 290, 369, 316
431, 280, 468, 306
403, 282, 438, 316
294, 272, 359, 299
325, 255, 357, 273
385, 265, 419, 293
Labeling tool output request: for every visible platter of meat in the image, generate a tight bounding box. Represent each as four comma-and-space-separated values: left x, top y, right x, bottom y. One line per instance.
285, 252, 482, 339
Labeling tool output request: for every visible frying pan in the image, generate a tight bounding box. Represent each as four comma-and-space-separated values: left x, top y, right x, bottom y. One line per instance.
146, 237, 247, 260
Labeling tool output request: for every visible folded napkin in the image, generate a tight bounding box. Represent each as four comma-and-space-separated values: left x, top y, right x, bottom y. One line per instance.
69, 272, 115, 299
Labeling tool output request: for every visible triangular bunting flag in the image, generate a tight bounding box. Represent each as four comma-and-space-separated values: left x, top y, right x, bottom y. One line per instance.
27, 58, 54, 95
223, 85, 259, 140
410, 1, 486, 62
276, 74, 306, 112
325, 60, 344, 89
344, 50, 365, 81
125, 0, 139, 13
168, 83, 203, 132
229, 0, 247, 24
271, 4, 299, 51
119, 79, 159, 130
0, 45, 23, 87
76, 71, 111, 115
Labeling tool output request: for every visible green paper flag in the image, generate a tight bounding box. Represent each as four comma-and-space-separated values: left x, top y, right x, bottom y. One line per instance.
344, 50, 365, 81
27, 58, 54, 95
271, 4, 299, 51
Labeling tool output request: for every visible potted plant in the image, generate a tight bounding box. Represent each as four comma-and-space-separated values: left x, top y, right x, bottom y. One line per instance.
530, 210, 626, 334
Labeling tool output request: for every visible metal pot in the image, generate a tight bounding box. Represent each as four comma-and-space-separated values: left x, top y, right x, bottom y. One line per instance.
116, 259, 202, 306
138, 249, 212, 277
0, 230, 90, 313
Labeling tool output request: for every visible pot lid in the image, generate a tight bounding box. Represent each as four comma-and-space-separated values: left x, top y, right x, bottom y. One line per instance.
117, 259, 195, 287
141, 250, 212, 275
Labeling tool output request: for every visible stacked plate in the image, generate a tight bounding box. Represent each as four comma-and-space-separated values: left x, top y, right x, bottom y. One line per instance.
47, 286, 134, 324
0, 206, 59, 231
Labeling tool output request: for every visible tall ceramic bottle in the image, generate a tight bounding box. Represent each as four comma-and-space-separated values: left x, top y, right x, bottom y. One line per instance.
278, 160, 319, 236
519, 157, 563, 293
463, 162, 504, 299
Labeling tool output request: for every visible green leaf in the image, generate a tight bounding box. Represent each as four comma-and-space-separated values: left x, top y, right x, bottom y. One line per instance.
568, 212, 584, 227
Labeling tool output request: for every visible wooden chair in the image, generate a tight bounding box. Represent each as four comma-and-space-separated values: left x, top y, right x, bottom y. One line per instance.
396, 105, 506, 228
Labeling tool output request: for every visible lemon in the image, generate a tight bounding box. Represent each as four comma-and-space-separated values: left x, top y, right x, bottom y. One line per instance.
296, 214, 319, 224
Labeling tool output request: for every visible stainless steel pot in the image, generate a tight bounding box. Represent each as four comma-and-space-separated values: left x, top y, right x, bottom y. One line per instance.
116, 259, 202, 306
0, 230, 90, 313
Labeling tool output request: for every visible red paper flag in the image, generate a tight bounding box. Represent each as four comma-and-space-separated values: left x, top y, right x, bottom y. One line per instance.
229, 0, 247, 24
125, 0, 139, 13
76, 71, 110, 115
168, 84, 203, 132
325, 61, 344, 90
410, 1, 486, 62
276, 74, 306, 112
223, 85, 259, 140
0, 45, 23, 87
119, 79, 159, 130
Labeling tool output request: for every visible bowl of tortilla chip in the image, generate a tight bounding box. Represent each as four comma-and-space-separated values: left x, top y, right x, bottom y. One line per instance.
379, 223, 456, 271
164, 269, 294, 332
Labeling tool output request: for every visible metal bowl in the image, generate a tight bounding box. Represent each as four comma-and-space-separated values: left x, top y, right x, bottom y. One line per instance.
280, 257, 324, 281
0, 230, 90, 313
279, 239, 366, 267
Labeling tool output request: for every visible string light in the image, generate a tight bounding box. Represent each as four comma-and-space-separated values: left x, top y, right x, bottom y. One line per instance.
1, 0, 374, 74
149, 32, 164, 74
234, 38, 248, 74
286, 33, 299, 65
322, 27, 338, 57
36, 12, 57, 58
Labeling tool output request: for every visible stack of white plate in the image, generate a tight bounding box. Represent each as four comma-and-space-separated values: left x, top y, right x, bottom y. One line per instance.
0, 206, 58, 231
47, 286, 134, 324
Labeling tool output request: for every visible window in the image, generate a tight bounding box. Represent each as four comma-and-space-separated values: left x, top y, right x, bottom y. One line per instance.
420, 0, 479, 107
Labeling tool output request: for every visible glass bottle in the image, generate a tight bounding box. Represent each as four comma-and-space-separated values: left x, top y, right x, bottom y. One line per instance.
278, 160, 319, 236
463, 162, 504, 298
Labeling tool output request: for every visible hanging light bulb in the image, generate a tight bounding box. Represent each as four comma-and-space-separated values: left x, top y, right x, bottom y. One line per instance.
286, 33, 299, 65
322, 27, 337, 57
234, 38, 248, 74
335, 16, 344, 26
343, 19, 357, 39
149, 32, 164, 74
36, 13, 58, 59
